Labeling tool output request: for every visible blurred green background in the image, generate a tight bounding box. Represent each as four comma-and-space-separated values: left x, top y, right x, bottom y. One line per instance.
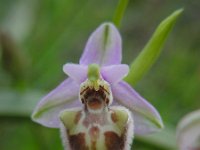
0, 0, 199, 150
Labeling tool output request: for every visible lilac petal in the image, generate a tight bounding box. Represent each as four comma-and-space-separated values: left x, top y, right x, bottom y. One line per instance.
176, 110, 200, 150
63, 63, 87, 84
112, 81, 164, 135
80, 22, 122, 66
32, 78, 81, 128
101, 64, 129, 84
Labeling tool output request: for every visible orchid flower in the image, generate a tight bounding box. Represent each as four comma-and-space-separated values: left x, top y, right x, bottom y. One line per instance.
32, 23, 163, 136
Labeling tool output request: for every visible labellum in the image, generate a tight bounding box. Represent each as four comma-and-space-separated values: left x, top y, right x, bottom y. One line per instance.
60, 64, 134, 150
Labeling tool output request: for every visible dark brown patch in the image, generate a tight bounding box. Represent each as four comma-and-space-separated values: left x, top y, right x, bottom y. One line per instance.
105, 98, 109, 104
81, 98, 85, 104
111, 112, 118, 123
84, 89, 92, 99
74, 111, 81, 124
91, 141, 96, 150
104, 131, 125, 150
83, 88, 106, 101
68, 132, 89, 150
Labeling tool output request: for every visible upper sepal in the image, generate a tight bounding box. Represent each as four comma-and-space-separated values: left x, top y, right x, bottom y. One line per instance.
80, 22, 122, 66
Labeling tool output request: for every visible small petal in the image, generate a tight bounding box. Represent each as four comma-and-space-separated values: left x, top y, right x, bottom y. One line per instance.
80, 22, 122, 66
101, 64, 129, 84
63, 63, 87, 84
32, 78, 81, 127
112, 81, 164, 135
176, 110, 200, 150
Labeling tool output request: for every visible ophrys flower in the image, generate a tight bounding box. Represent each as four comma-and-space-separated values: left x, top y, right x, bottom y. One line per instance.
32, 22, 163, 136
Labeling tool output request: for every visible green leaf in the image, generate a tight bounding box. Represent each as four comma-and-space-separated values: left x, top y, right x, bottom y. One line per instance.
125, 8, 184, 85
112, 0, 129, 28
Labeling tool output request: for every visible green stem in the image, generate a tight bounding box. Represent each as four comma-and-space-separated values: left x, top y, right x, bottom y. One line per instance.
112, 0, 129, 28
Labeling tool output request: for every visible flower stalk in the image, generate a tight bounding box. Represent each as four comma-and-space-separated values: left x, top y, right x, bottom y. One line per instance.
112, 0, 130, 28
